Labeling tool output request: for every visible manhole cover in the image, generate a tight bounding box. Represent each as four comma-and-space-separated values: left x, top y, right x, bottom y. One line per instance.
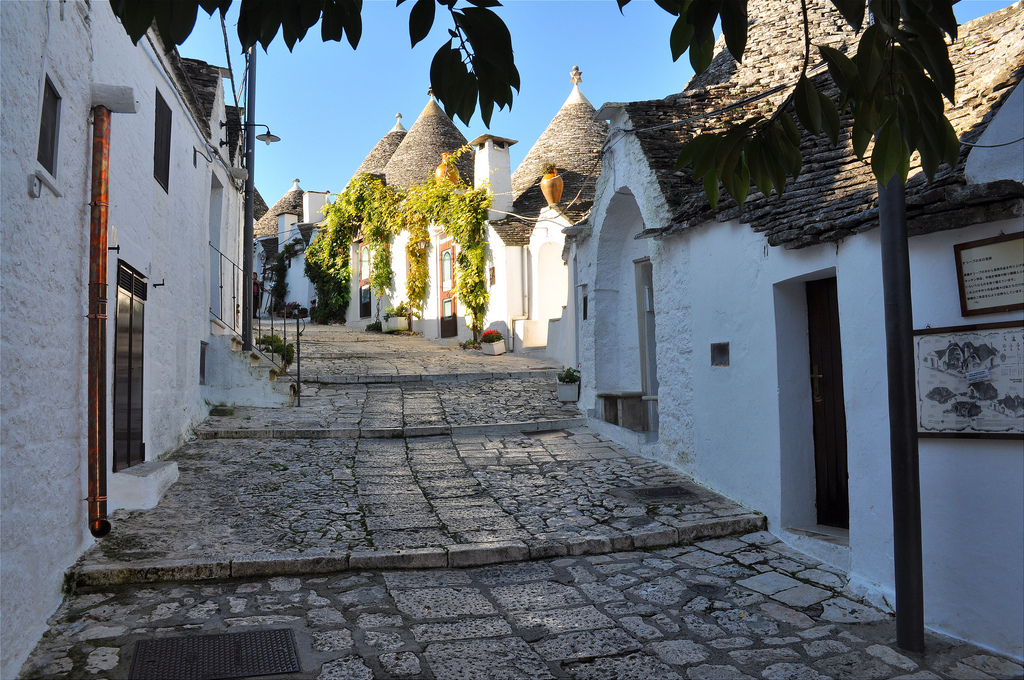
628, 485, 696, 501
130, 629, 300, 680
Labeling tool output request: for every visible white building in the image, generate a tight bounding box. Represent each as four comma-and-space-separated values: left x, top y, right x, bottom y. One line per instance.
255, 179, 328, 312
334, 77, 605, 362
1, 3, 286, 675
572, 0, 1023, 660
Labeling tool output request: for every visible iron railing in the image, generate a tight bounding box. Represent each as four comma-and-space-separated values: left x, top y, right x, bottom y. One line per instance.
210, 242, 303, 405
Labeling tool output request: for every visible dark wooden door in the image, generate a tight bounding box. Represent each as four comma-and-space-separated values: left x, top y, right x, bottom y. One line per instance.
439, 241, 457, 338
806, 277, 849, 529
113, 262, 146, 471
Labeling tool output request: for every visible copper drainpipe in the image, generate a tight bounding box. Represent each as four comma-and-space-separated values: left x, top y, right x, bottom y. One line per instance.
87, 106, 112, 538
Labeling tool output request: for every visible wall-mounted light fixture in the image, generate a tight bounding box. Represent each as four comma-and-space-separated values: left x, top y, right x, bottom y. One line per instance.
220, 121, 281, 147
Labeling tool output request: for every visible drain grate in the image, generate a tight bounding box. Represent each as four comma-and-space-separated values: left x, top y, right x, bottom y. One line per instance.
129, 629, 300, 680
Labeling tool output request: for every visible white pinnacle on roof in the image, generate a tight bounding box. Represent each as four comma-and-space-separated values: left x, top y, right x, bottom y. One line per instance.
391, 113, 406, 133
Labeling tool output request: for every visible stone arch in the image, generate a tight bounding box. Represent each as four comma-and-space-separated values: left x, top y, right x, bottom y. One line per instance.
593, 187, 652, 393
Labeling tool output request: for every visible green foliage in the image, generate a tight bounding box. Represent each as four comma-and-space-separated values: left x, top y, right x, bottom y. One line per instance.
257, 333, 294, 367
383, 301, 418, 321
110, 0, 518, 126
365, 321, 382, 332
558, 366, 581, 384
268, 237, 303, 312
112, 0, 962, 206
311, 162, 491, 339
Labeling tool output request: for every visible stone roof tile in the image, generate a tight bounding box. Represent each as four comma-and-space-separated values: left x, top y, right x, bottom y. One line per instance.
618, 0, 1024, 248
384, 98, 473, 189
255, 181, 304, 238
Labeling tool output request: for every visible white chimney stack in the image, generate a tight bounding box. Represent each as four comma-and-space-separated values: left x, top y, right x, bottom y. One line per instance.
470, 134, 517, 221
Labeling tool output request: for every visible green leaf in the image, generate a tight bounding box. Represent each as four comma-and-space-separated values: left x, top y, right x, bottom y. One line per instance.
819, 44, 859, 94
653, 0, 685, 16
820, 91, 841, 143
779, 111, 802, 147
689, 29, 715, 74
793, 76, 822, 134
676, 132, 718, 170
829, 0, 865, 31
720, 0, 747, 62
721, 143, 751, 207
670, 16, 695, 62
854, 24, 885, 92
408, 0, 435, 47
746, 136, 773, 198
111, 0, 156, 44
872, 120, 904, 186
616, 0, 632, 12
704, 171, 720, 210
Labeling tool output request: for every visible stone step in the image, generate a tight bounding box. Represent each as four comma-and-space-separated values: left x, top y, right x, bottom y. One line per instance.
194, 417, 587, 440
66, 513, 766, 589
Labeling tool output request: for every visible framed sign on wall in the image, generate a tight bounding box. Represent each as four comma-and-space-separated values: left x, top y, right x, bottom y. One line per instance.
915, 321, 1024, 439
953, 232, 1024, 317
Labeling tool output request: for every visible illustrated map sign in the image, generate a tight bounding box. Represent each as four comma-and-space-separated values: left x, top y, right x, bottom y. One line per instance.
915, 322, 1024, 438
954, 232, 1024, 316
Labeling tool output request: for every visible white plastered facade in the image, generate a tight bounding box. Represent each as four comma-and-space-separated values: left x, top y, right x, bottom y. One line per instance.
0, 3, 283, 675
574, 102, 1023, 659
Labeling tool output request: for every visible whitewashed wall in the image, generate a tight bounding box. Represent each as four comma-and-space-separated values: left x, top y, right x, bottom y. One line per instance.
579, 108, 1023, 659
1, 4, 94, 675
0, 3, 245, 675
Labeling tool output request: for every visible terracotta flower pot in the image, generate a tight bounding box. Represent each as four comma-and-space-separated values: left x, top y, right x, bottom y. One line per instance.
540, 169, 563, 205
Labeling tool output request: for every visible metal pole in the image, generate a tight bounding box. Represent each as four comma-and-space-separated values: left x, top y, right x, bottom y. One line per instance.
878, 175, 925, 653
295, 315, 301, 406
242, 46, 257, 350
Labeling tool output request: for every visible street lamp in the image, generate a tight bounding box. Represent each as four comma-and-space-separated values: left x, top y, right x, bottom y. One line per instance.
221, 121, 280, 147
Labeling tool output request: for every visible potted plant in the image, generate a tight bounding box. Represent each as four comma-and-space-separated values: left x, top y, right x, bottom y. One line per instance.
540, 163, 563, 206
383, 302, 411, 332
480, 329, 506, 355
557, 366, 580, 402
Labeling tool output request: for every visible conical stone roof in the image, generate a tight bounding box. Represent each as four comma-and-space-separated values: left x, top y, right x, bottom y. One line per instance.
492, 68, 608, 244
354, 114, 407, 178
255, 179, 303, 238
384, 97, 473, 189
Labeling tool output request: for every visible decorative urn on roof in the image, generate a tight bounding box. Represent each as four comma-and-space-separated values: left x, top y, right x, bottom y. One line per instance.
540, 163, 563, 205
436, 152, 459, 185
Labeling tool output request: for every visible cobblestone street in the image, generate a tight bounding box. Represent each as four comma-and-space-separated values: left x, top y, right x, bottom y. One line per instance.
22, 327, 1024, 678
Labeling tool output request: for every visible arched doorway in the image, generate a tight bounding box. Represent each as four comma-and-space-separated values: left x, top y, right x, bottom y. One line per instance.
592, 188, 658, 431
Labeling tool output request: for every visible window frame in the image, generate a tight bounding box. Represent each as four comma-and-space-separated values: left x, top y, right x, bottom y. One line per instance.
153, 89, 172, 192
35, 75, 62, 194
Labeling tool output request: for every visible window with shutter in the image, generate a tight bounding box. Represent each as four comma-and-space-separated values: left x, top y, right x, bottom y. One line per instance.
154, 90, 171, 191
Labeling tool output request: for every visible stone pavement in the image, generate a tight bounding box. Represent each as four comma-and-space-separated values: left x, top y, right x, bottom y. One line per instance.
25, 326, 1024, 678
23, 532, 1023, 679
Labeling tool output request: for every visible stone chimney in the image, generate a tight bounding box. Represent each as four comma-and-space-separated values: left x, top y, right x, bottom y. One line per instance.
470, 134, 517, 221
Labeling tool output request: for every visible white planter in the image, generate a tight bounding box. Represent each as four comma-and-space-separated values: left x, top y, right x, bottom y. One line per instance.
481, 339, 506, 355
384, 317, 409, 332
557, 381, 580, 402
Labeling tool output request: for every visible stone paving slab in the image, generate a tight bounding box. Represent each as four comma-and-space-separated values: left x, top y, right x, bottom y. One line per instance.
199, 377, 582, 436
68, 429, 765, 588
297, 323, 562, 380
27, 532, 1024, 679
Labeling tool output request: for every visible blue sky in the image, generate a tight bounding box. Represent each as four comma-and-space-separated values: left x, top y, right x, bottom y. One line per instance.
179, 0, 1013, 204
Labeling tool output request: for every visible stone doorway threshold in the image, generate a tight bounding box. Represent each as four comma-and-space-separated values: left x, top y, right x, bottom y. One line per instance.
786, 524, 850, 547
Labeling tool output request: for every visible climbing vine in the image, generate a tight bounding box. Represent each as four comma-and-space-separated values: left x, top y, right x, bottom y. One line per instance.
305, 206, 355, 323
269, 237, 303, 312
307, 153, 491, 336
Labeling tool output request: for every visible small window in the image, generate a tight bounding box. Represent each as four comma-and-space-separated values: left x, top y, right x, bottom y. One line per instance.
442, 251, 452, 292
711, 342, 730, 366
199, 341, 208, 385
360, 246, 370, 280
489, 266, 496, 286
582, 294, 588, 321
154, 90, 171, 191
37, 77, 61, 177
